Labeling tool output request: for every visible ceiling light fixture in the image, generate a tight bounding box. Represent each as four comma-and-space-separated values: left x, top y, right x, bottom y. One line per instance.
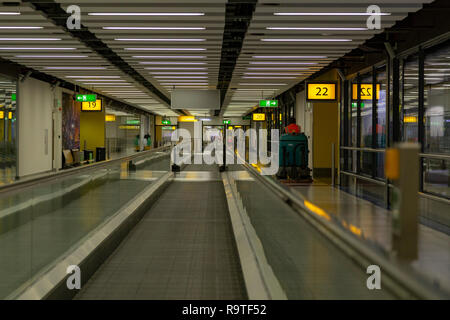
125, 48, 206, 51
261, 38, 352, 42
0, 26, 43, 29
0, 12, 20, 15
116, 38, 205, 42
0, 38, 61, 41
45, 67, 106, 70
104, 27, 205, 30
273, 12, 390, 16
252, 55, 327, 59
132, 55, 205, 59
15, 55, 87, 58
89, 13, 205, 16
266, 27, 367, 31
250, 62, 318, 65
0, 47, 76, 50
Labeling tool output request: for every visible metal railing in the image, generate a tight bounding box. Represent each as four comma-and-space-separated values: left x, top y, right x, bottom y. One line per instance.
241, 161, 448, 299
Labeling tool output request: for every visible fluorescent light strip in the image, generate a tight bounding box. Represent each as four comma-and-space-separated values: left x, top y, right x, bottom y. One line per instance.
150, 72, 207, 75
154, 76, 207, 79
247, 68, 308, 71
45, 67, 106, 70
239, 83, 287, 86
162, 83, 208, 85
132, 55, 205, 59
146, 68, 206, 70
104, 27, 205, 30
66, 76, 121, 78
250, 62, 317, 65
96, 86, 134, 88
0, 38, 61, 41
159, 80, 208, 82
261, 39, 351, 42
89, 13, 205, 16
125, 48, 206, 51
15, 55, 87, 58
0, 12, 20, 15
244, 73, 302, 75
139, 61, 206, 65
75, 79, 125, 82
242, 77, 296, 79
267, 27, 367, 31
0, 47, 76, 50
83, 82, 128, 85
274, 12, 390, 16
252, 55, 327, 59
116, 38, 205, 42
0, 26, 43, 29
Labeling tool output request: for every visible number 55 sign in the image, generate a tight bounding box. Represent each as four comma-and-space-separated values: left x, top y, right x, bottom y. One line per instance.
306, 82, 337, 102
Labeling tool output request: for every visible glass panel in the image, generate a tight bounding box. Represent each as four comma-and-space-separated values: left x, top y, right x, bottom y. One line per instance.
376, 67, 388, 179
0, 74, 17, 185
402, 54, 419, 142
424, 42, 450, 155
423, 158, 450, 198
0, 149, 170, 298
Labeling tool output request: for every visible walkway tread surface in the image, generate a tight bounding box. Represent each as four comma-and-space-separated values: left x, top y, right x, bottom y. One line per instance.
76, 177, 246, 300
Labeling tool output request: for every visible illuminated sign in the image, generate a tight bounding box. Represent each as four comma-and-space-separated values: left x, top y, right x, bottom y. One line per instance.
162, 119, 171, 125
178, 116, 197, 122
76, 94, 97, 102
252, 113, 266, 121
8, 112, 12, 119
126, 119, 140, 125
306, 82, 337, 101
0, 111, 4, 119
352, 84, 381, 100
223, 120, 231, 125
162, 126, 175, 130
352, 102, 366, 108
11, 93, 16, 101
404, 116, 417, 123
105, 114, 116, 122
119, 125, 140, 130
259, 100, 278, 107
81, 99, 102, 112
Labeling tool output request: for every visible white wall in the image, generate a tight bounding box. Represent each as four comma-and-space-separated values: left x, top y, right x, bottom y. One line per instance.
17, 77, 54, 177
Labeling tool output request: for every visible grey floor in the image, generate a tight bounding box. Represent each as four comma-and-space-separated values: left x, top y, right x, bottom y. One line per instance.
76, 171, 246, 300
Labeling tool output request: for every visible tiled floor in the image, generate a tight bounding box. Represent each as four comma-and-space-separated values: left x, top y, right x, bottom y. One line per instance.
292, 185, 450, 291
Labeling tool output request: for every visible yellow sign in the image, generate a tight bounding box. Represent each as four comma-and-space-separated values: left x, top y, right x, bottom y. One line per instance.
404, 116, 417, 123
352, 84, 381, 100
0, 111, 4, 119
8, 112, 12, 119
82, 99, 102, 111
105, 114, 116, 122
307, 83, 337, 101
178, 116, 197, 122
253, 113, 266, 121
385, 148, 399, 180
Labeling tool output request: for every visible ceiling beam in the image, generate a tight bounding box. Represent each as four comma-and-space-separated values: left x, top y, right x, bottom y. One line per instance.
216, 0, 257, 116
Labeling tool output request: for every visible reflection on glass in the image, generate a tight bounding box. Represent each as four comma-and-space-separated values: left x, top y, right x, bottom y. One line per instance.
402, 54, 419, 142
0, 74, 17, 185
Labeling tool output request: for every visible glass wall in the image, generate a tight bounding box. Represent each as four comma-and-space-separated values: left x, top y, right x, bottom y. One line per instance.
423, 43, 450, 198
401, 54, 419, 143
0, 74, 17, 185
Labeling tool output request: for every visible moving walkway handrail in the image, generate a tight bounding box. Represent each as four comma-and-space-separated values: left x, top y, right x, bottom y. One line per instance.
241, 162, 448, 299
0, 146, 171, 196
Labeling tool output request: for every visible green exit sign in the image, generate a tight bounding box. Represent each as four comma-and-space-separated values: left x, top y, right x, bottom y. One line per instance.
352, 102, 365, 108
259, 100, 278, 107
76, 94, 97, 102
127, 119, 140, 125
223, 120, 231, 125
162, 120, 171, 125
11, 93, 16, 101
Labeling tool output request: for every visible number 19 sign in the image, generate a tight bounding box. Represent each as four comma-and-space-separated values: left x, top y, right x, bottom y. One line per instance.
306, 82, 337, 102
